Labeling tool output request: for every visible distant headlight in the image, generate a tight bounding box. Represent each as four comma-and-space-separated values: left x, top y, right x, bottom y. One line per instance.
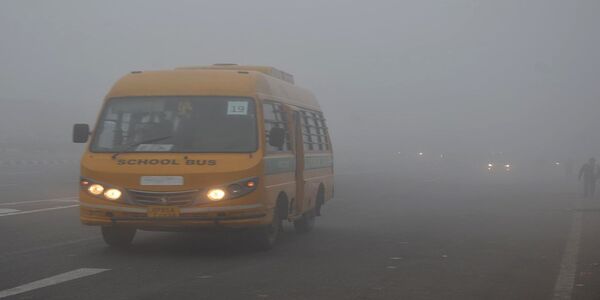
505, 164, 511, 168
207, 189, 226, 201
103, 188, 122, 201
88, 184, 104, 196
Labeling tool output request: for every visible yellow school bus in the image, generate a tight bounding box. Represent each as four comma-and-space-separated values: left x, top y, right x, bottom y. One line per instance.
72, 64, 334, 249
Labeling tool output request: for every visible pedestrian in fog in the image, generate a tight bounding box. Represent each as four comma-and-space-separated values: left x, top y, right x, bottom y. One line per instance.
578, 158, 598, 198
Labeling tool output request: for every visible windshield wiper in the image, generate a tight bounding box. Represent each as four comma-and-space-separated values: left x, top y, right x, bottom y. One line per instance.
111, 135, 172, 160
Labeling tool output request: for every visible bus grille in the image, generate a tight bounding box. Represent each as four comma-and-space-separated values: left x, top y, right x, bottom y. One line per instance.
128, 190, 198, 207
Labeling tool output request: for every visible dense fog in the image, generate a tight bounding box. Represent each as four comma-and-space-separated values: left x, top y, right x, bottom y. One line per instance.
4, 3, 600, 299
1, 0, 599, 179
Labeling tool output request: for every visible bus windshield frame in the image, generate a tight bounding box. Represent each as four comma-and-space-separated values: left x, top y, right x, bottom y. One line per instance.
89, 96, 259, 154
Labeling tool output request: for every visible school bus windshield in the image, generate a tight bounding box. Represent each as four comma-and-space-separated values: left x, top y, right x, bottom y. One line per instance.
90, 96, 257, 153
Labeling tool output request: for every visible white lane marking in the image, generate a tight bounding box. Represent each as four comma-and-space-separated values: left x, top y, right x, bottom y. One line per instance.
0, 197, 77, 206
0, 268, 109, 299
0, 208, 20, 214
552, 209, 583, 300
0, 205, 79, 217
0, 237, 100, 262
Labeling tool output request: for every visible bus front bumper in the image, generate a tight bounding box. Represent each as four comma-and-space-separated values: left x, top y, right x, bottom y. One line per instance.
79, 202, 270, 230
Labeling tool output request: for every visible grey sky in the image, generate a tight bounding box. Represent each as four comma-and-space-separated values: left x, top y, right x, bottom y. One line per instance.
1, 0, 599, 160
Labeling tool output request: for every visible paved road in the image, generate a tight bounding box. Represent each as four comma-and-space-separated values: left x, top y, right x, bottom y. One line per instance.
1, 162, 600, 299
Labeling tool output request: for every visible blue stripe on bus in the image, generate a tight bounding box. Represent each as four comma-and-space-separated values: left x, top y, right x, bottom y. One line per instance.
264, 154, 333, 174
304, 154, 334, 170
264, 156, 295, 175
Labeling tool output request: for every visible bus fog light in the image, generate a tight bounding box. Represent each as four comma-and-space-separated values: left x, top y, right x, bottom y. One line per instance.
228, 184, 243, 197
88, 184, 105, 196
207, 189, 226, 201
103, 188, 122, 200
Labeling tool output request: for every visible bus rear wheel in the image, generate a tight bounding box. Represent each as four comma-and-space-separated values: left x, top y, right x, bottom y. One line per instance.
101, 226, 136, 247
294, 209, 315, 233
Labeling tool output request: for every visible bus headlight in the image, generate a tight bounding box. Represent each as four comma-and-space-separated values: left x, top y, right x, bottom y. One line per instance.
103, 188, 122, 201
204, 177, 259, 202
81, 178, 123, 201
227, 178, 258, 199
207, 189, 226, 201
88, 184, 105, 196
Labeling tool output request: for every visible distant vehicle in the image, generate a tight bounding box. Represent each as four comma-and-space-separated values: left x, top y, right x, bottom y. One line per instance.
485, 152, 513, 173
487, 162, 512, 172
72, 64, 334, 249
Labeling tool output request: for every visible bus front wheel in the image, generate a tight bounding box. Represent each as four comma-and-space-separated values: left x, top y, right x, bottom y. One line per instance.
252, 209, 282, 250
101, 226, 136, 247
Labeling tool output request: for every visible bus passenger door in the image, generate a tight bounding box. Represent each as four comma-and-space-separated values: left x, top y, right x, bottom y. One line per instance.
293, 111, 305, 216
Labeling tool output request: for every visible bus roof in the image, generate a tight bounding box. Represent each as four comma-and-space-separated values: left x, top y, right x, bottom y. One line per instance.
176, 64, 295, 84
106, 66, 320, 111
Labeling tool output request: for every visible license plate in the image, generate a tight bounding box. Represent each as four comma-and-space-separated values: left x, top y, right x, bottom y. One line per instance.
140, 176, 184, 186
147, 206, 180, 218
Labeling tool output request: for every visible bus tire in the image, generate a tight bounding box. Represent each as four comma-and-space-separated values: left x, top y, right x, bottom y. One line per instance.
315, 185, 325, 216
294, 209, 315, 233
101, 226, 136, 247
252, 208, 282, 250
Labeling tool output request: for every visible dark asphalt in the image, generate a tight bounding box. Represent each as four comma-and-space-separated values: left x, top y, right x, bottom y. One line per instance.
1, 162, 600, 299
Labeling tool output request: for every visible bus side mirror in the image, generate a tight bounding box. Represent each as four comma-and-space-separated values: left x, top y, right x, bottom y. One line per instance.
73, 124, 90, 143
268, 127, 285, 148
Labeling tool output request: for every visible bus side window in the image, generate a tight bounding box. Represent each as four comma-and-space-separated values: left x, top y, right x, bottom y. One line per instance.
263, 102, 291, 152
317, 112, 331, 151
309, 112, 323, 151
301, 111, 313, 151
300, 109, 330, 152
